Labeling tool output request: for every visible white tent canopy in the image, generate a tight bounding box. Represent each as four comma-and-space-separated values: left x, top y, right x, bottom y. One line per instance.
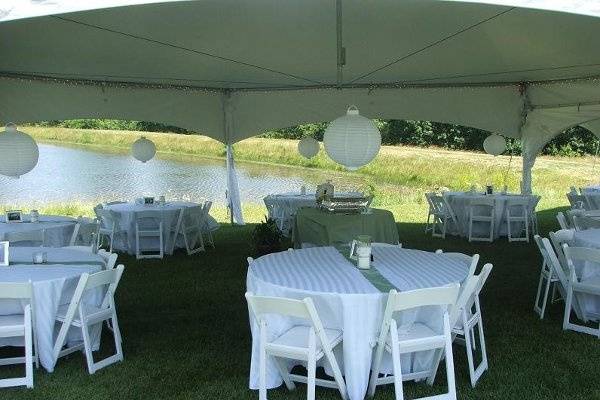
3, 0, 600, 221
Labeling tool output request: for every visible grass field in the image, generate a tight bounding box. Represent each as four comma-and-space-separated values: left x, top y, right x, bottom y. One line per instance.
1, 216, 599, 400
0, 128, 599, 399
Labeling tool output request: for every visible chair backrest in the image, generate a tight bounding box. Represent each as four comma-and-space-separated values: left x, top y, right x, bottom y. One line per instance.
69, 219, 100, 246
182, 206, 204, 228
6, 229, 45, 247
567, 193, 589, 210
96, 209, 117, 230
385, 285, 460, 315
134, 210, 161, 229
556, 212, 571, 230
449, 263, 493, 327
506, 197, 531, 209
533, 234, 548, 264
429, 194, 446, 214
97, 250, 118, 270
0, 281, 32, 300
541, 237, 570, 290
549, 230, 574, 269
572, 215, 600, 231
469, 196, 495, 217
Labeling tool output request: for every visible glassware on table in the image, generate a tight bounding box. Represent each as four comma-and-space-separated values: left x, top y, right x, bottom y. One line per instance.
32, 251, 47, 264
350, 235, 372, 270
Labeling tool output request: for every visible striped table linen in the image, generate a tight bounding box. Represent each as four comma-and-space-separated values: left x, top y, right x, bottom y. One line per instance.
372, 247, 469, 291
246, 246, 469, 400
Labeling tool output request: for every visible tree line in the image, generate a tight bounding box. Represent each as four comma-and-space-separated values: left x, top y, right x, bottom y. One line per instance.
33, 119, 600, 156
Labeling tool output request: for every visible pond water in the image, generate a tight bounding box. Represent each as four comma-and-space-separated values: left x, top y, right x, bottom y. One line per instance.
0, 143, 356, 206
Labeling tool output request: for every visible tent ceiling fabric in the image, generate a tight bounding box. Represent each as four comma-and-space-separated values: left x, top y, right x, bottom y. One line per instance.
2, 0, 600, 145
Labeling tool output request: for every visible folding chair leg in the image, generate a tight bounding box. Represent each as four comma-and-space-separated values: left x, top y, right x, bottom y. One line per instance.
81, 321, 96, 374
307, 331, 316, 400
25, 310, 33, 388
259, 323, 267, 400
443, 317, 457, 400
389, 322, 405, 400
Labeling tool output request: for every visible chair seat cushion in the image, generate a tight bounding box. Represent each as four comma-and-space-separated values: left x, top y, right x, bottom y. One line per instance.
272, 326, 342, 350
56, 303, 103, 324
387, 322, 438, 345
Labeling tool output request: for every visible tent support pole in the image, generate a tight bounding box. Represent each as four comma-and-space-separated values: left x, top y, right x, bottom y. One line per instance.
223, 92, 245, 225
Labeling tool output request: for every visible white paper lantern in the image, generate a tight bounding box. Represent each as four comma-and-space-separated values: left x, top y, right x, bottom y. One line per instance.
483, 134, 506, 156
323, 105, 381, 170
298, 136, 319, 159
131, 136, 156, 163
0, 123, 39, 178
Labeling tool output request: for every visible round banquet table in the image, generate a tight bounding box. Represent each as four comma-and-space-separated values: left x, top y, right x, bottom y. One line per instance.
571, 229, 600, 317
105, 201, 219, 255
0, 247, 106, 372
246, 246, 469, 400
0, 215, 76, 247
443, 191, 535, 239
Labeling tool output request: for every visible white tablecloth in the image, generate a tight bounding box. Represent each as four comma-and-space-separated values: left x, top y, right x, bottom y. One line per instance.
263, 192, 361, 235
0, 215, 76, 247
105, 201, 219, 255
571, 229, 600, 317
443, 192, 534, 239
0, 247, 105, 371
246, 246, 469, 400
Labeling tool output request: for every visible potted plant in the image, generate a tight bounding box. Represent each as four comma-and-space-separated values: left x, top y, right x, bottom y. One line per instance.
252, 217, 284, 256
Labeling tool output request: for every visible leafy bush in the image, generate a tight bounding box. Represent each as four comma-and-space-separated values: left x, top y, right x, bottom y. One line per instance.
31, 118, 600, 157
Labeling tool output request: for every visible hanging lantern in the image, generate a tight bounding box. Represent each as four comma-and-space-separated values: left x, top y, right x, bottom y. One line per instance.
298, 136, 319, 159
131, 136, 156, 163
323, 105, 381, 170
483, 134, 506, 156
0, 123, 39, 178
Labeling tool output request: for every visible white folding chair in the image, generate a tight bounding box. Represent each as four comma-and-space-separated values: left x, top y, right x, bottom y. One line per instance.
468, 197, 495, 242
541, 239, 587, 331
53, 265, 125, 374
134, 211, 164, 259
368, 285, 460, 400
572, 215, 600, 231
533, 235, 561, 319
201, 201, 215, 248
429, 194, 458, 239
562, 245, 600, 337
245, 292, 347, 400
69, 218, 99, 251
556, 212, 571, 230
424, 193, 436, 234
0, 282, 34, 388
5, 230, 45, 247
96, 209, 126, 253
171, 206, 205, 255
450, 264, 493, 388
566, 193, 589, 210
505, 197, 530, 242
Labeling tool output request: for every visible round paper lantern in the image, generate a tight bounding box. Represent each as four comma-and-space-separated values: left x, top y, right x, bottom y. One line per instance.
0, 123, 39, 178
323, 105, 381, 170
131, 136, 156, 163
483, 134, 506, 156
298, 136, 319, 159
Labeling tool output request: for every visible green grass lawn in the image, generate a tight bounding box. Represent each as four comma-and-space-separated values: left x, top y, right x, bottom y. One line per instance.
1, 211, 599, 400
